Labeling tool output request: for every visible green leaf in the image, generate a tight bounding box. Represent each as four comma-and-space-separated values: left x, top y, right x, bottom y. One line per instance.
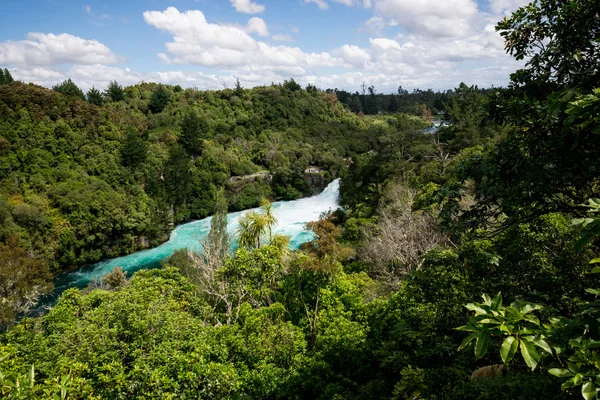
482, 293, 494, 306
582, 381, 596, 400
458, 333, 477, 351
548, 368, 575, 378
466, 303, 487, 314
520, 339, 540, 370
500, 336, 518, 363
521, 303, 542, 315
475, 332, 490, 360
529, 336, 553, 354
590, 258, 600, 265
491, 293, 503, 310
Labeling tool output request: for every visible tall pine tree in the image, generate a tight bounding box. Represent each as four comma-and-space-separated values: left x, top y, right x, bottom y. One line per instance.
120, 129, 147, 167
179, 110, 205, 156
148, 84, 171, 114
86, 87, 104, 106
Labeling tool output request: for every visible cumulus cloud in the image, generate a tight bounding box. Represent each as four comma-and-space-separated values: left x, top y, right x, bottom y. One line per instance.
143, 7, 345, 68
229, 0, 265, 14
0, 32, 117, 67
337, 44, 371, 66
373, 0, 479, 38
246, 17, 269, 37
6, 1, 530, 94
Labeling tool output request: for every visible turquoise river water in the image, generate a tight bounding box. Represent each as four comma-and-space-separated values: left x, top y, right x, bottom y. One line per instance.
40, 179, 341, 309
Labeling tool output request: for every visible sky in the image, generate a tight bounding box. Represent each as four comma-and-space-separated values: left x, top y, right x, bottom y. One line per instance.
0, 0, 530, 93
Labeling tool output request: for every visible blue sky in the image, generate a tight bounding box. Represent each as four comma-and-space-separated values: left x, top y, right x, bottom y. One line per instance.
0, 0, 529, 92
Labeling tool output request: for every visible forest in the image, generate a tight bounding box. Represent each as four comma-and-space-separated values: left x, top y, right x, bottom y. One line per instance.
1, 0, 600, 398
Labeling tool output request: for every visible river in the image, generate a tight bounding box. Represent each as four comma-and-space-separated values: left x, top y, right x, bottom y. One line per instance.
39, 179, 341, 309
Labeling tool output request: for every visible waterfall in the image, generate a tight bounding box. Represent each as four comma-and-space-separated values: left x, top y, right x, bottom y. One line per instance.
44, 179, 341, 306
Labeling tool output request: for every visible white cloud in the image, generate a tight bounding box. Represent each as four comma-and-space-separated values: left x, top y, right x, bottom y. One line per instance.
6, 2, 528, 94
272, 34, 293, 42
84, 5, 92, 14
373, 0, 479, 38
0, 32, 117, 67
246, 17, 269, 37
304, 0, 329, 10
337, 44, 371, 66
143, 7, 345, 68
229, 0, 265, 14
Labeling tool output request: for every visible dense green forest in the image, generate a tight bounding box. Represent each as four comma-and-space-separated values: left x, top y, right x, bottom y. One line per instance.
0, 75, 429, 275
2, 0, 600, 398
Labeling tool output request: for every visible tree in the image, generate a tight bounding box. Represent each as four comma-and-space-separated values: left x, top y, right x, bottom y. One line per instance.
165, 145, 192, 206
439, 0, 600, 234
359, 183, 446, 285
348, 95, 363, 114
0, 236, 52, 330
86, 86, 104, 106
104, 80, 125, 102
236, 200, 277, 249
120, 129, 147, 167
497, 0, 600, 91
0, 68, 14, 84
148, 84, 171, 114
207, 187, 230, 264
234, 78, 244, 97
52, 78, 85, 100
306, 83, 318, 94
179, 110, 205, 155
282, 78, 302, 92
102, 267, 128, 290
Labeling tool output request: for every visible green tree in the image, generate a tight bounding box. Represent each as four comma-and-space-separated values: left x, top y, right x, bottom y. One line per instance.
179, 109, 205, 155
497, 0, 600, 91
234, 78, 244, 97
104, 80, 124, 101
52, 78, 85, 100
86, 86, 104, 106
348, 95, 363, 114
441, 83, 487, 151
120, 129, 147, 167
165, 145, 192, 207
236, 200, 277, 249
208, 187, 230, 263
148, 84, 171, 114
440, 0, 600, 233
0, 68, 14, 84
282, 78, 302, 92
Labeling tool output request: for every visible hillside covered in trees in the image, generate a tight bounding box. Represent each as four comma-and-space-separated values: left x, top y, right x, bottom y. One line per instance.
2, 0, 600, 398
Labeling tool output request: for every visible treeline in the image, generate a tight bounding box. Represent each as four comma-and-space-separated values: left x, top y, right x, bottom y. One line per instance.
325, 85, 491, 117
